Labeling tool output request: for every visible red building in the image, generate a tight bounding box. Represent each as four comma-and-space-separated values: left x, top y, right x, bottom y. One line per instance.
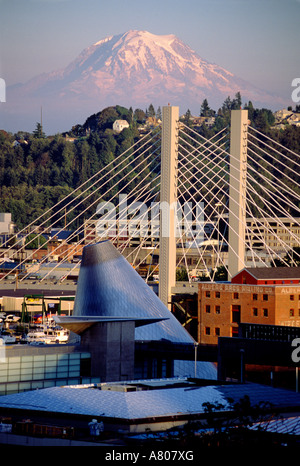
231, 267, 300, 285
198, 267, 300, 345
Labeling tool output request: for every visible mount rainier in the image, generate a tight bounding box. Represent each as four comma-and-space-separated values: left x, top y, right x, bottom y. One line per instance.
5, 30, 283, 133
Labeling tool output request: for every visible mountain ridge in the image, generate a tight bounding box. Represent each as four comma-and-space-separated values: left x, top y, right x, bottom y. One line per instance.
4, 30, 285, 133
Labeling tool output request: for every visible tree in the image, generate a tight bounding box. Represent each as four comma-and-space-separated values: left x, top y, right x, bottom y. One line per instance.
233, 91, 242, 109
156, 106, 162, 120
176, 267, 189, 281
50, 164, 61, 186
200, 99, 214, 117
76, 140, 90, 184
147, 104, 156, 118
184, 109, 192, 124
97, 107, 119, 132
128, 106, 134, 123
134, 108, 146, 123
25, 233, 47, 249
222, 96, 233, 113
244, 101, 254, 120
33, 122, 45, 139
61, 144, 75, 186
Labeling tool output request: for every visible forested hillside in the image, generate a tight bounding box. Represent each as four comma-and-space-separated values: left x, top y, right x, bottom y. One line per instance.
0, 105, 160, 229
0, 99, 299, 230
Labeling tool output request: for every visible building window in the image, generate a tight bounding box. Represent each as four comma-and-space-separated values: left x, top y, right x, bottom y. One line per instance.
233, 292, 239, 299
263, 308, 268, 317
253, 308, 258, 316
231, 327, 239, 337
205, 305, 211, 313
215, 327, 220, 336
290, 295, 295, 301
215, 291, 220, 298
205, 327, 210, 335
215, 305, 221, 314
263, 294, 268, 301
232, 305, 241, 323
290, 309, 295, 317
252, 294, 258, 301
205, 291, 210, 298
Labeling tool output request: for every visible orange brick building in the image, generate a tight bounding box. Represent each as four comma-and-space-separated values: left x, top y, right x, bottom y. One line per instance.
198, 267, 300, 344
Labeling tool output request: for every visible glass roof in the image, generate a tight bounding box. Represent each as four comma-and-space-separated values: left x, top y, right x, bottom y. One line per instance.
73, 241, 194, 344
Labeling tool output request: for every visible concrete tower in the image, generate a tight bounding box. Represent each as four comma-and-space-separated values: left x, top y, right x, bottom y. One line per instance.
228, 109, 248, 279
159, 105, 179, 309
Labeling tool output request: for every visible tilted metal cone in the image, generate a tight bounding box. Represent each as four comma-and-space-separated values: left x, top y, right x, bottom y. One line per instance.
73, 241, 194, 344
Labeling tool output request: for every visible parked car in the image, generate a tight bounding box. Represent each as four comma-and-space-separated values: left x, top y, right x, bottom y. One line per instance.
5, 315, 20, 323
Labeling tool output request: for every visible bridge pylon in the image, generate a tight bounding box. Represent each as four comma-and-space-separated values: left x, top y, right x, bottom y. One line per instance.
158, 107, 248, 305
228, 109, 248, 279
159, 105, 179, 309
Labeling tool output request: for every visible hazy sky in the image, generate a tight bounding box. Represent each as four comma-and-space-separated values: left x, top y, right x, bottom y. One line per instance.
0, 0, 299, 102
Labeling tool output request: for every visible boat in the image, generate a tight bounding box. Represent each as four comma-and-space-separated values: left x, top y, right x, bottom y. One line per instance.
26, 327, 69, 345
26, 331, 55, 345
0, 332, 16, 344
45, 327, 69, 343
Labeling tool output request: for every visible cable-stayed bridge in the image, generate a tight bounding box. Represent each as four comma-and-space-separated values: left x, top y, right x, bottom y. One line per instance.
1, 106, 300, 309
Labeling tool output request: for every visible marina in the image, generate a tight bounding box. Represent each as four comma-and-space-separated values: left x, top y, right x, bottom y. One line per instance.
0, 315, 70, 346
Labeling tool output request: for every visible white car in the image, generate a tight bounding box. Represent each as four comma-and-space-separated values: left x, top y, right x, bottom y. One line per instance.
5, 315, 20, 322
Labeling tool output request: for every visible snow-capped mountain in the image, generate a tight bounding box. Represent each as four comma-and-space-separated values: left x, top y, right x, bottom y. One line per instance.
4, 30, 284, 133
